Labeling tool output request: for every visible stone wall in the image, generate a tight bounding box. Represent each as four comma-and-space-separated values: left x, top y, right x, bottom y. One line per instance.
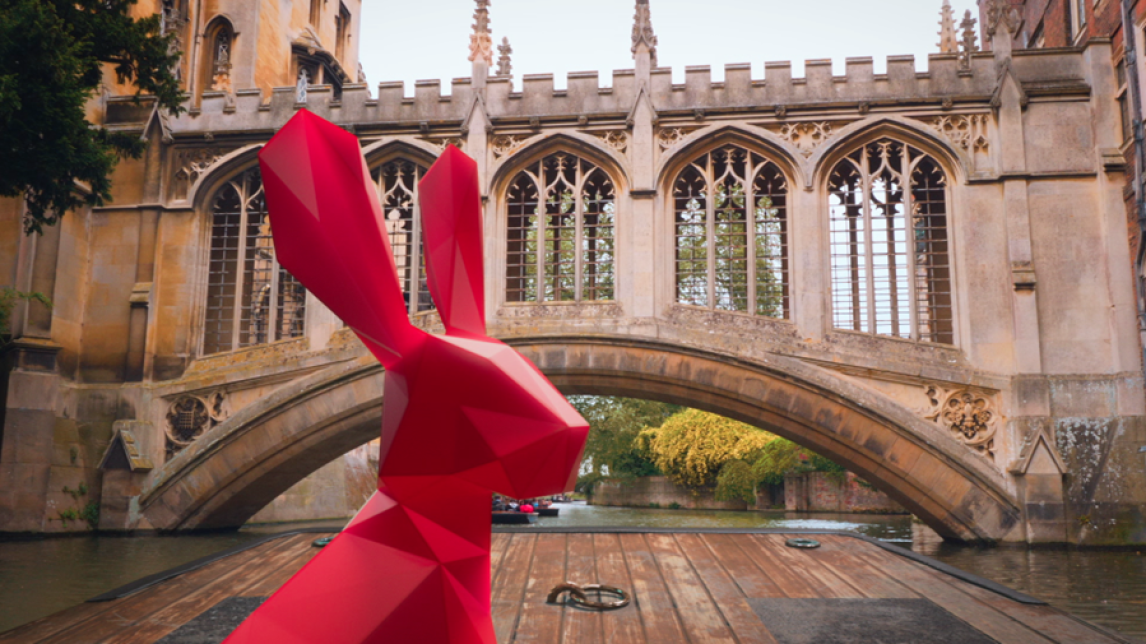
590, 476, 748, 511
785, 472, 908, 514
246, 441, 378, 525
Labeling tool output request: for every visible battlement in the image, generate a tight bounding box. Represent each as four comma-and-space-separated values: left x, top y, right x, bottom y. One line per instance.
146, 48, 1091, 136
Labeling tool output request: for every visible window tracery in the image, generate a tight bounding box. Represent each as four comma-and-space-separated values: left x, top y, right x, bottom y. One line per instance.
370, 159, 436, 315
672, 145, 789, 318
202, 167, 307, 355
828, 138, 953, 344
505, 153, 616, 303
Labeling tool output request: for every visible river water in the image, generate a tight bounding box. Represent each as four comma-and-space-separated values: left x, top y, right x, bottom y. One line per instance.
1, 504, 1143, 640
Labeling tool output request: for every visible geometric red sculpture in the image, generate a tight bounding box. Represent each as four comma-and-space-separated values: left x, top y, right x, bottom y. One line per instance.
223, 109, 588, 643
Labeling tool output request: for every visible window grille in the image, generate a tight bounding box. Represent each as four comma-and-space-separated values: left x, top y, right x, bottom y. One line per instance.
672, 145, 789, 317
203, 167, 307, 355
505, 154, 616, 303
371, 159, 436, 315
828, 139, 953, 344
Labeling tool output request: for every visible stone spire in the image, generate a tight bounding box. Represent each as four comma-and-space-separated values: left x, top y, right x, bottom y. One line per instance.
959, 10, 979, 70
469, 0, 493, 66
496, 37, 513, 78
981, 0, 1020, 58
632, 0, 658, 67
938, 0, 958, 54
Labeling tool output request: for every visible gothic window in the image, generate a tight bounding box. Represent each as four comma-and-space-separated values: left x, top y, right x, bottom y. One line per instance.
371, 159, 436, 314
309, 0, 323, 26
828, 139, 953, 344
672, 145, 789, 317
202, 167, 307, 355
505, 153, 616, 303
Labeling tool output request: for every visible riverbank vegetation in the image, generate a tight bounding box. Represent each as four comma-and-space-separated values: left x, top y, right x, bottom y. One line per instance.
570, 396, 849, 503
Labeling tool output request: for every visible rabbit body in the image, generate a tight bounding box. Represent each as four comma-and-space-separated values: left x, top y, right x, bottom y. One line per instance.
223, 110, 588, 643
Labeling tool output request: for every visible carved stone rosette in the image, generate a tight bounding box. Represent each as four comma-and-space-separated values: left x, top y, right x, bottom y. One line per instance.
171, 148, 235, 201
491, 134, 529, 159
426, 137, 466, 152
921, 386, 998, 459
771, 121, 837, 157
657, 127, 699, 152
591, 130, 629, 154
165, 391, 229, 459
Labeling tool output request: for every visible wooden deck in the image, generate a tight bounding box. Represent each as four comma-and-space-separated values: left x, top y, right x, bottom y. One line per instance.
0, 530, 1136, 644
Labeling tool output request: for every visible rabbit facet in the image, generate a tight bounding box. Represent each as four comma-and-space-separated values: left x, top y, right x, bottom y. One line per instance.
223, 110, 589, 643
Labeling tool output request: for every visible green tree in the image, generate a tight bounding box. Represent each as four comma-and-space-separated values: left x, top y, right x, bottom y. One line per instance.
751, 437, 847, 486
0, 288, 52, 348
0, 0, 184, 234
642, 409, 776, 489
568, 397, 680, 492
715, 458, 757, 504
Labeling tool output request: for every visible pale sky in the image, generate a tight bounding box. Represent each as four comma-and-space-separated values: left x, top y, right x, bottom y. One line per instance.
358, 0, 984, 92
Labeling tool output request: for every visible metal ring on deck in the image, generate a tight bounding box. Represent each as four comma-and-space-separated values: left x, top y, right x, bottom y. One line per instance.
786, 538, 821, 549
547, 582, 630, 610
312, 536, 334, 548
569, 584, 630, 610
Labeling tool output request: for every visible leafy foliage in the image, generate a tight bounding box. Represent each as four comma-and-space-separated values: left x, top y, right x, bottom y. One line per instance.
642, 409, 776, 489
0, 0, 184, 234
751, 437, 847, 487
569, 396, 679, 493
0, 287, 52, 348
715, 458, 757, 504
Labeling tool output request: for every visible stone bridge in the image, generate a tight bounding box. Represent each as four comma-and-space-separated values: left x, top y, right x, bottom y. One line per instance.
3, 2, 1146, 544
137, 335, 1023, 542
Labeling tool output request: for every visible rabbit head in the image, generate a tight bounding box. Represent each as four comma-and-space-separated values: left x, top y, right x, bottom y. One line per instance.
258, 110, 588, 502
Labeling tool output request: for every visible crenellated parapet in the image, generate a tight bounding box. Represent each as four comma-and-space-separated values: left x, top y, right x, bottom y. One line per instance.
104, 48, 1092, 139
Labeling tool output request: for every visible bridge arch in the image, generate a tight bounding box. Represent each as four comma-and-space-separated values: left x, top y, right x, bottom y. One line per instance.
137, 339, 1020, 542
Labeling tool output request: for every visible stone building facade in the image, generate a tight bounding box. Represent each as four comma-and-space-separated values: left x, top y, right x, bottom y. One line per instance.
2, 0, 1145, 543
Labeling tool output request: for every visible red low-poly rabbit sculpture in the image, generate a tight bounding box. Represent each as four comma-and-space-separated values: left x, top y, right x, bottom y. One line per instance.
223, 110, 589, 643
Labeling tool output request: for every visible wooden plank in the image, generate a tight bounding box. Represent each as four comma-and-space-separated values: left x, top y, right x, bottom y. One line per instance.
618, 533, 688, 644
829, 537, 1058, 644
491, 534, 537, 643
490, 532, 512, 582
700, 534, 785, 599
560, 533, 603, 644
673, 533, 778, 644
239, 534, 325, 597
768, 534, 915, 600
100, 535, 308, 644
513, 533, 567, 643
645, 533, 737, 643
592, 533, 646, 644
28, 537, 290, 644
754, 535, 862, 598
731, 534, 820, 598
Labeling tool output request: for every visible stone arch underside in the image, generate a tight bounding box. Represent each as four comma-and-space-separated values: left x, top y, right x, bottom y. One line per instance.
138, 340, 1021, 542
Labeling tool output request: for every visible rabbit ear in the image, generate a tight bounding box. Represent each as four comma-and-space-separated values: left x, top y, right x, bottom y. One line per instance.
258, 109, 420, 366
417, 146, 487, 337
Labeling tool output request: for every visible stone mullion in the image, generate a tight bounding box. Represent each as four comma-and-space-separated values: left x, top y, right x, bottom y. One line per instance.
705, 157, 716, 310
904, 151, 920, 342
267, 249, 281, 343
861, 151, 877, 335
230, 181, 249, 352
535, 173, 547, 304
746, 164, 758, 315
410, 176, 424, 316
574, 162, 585, 303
